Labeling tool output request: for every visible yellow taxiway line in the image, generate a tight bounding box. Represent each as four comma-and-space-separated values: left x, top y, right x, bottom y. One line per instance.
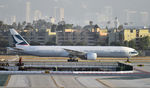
4, 75, 11, 87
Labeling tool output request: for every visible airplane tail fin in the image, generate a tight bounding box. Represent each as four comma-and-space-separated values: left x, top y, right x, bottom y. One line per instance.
10, 29, 30, 46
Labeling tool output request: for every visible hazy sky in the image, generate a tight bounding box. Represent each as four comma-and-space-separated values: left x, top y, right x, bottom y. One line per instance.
0, 0, 150, 26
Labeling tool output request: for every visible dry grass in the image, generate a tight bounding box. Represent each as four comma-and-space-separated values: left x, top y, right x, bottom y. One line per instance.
0, 55, 150, 60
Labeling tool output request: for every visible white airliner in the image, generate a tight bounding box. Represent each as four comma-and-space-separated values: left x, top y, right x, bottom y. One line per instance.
9, 29, 138, 60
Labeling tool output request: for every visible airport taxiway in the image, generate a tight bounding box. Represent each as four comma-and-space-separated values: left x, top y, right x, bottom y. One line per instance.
4, 74, 150, 88
0, 61, 149, 88
1, 56, 150, 88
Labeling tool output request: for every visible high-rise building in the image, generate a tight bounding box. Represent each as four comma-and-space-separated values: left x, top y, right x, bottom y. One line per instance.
97, 6, 113, 27
53, 7, 64, 22
104, 6, 113, 21
140, 11, 149, 26
4, 16, 16, 24
114, 17, 119, 28
26, 1, 31, 23
11, 16, 16, 23
60, 8, 64, 21
4, 18, 9, 24
54, 7, 58, 22
125, 10, 137, 25
34, 10, 42, 21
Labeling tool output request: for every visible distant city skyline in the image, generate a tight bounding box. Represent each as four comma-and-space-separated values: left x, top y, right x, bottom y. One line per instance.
26, 1, 30, 23
0, 0, 150, 27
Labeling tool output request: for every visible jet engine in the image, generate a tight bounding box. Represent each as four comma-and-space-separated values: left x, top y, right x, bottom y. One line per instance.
85, 53, 97, 60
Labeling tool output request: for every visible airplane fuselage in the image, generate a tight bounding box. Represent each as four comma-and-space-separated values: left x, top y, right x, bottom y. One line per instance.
17, 46, 138, 57
9, 29, 139, 60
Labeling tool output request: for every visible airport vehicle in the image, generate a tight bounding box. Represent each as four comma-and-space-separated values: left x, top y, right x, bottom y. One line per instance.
9, 29, 138, 61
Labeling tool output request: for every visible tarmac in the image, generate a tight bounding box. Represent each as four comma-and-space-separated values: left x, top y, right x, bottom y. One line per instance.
0, 55, 150, 88
4, 74, 150, 88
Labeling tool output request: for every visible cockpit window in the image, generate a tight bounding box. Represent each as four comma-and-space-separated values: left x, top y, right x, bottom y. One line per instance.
130, 52, 137, 54
129, 50, 138, 54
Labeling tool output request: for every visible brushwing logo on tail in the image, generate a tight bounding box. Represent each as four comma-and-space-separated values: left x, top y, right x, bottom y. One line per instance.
14, 35, 24, 44
10, 29, 29, 46
13, 35, 28, 45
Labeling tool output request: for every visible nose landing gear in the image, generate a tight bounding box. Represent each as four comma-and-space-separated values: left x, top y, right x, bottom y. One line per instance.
125, 57, 131, 63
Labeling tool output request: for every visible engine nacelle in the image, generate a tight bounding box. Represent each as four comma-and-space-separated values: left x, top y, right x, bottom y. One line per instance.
86, 53, 97, 60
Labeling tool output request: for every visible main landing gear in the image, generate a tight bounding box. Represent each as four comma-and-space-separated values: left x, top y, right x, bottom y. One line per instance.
67, 55, 78, 62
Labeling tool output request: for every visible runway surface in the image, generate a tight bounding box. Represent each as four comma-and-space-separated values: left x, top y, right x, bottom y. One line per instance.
5, 74, 150, 88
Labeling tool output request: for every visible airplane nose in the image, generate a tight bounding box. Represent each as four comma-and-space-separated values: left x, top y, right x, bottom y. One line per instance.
129, 50, 138, 56
134, 50, 139, 56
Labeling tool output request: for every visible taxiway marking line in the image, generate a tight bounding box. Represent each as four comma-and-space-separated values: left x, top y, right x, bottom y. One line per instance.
50, 76, 64, 88
74, 77, 87, 88
4, 75, 11, 87
96, 78, 115, 88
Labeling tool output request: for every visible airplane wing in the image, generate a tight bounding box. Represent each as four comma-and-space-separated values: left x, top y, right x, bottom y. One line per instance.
63, 48, 97, 60
63, 48, 86, 56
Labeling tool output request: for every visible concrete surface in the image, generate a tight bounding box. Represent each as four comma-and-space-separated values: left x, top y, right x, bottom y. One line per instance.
6, 75, 108, 88
7, 75, 106, 88
1, 56, 150, 88
5, 74, 150, 88
98, 76, 150, 88
0, 74, 9, 86
7, 75, 57, 88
